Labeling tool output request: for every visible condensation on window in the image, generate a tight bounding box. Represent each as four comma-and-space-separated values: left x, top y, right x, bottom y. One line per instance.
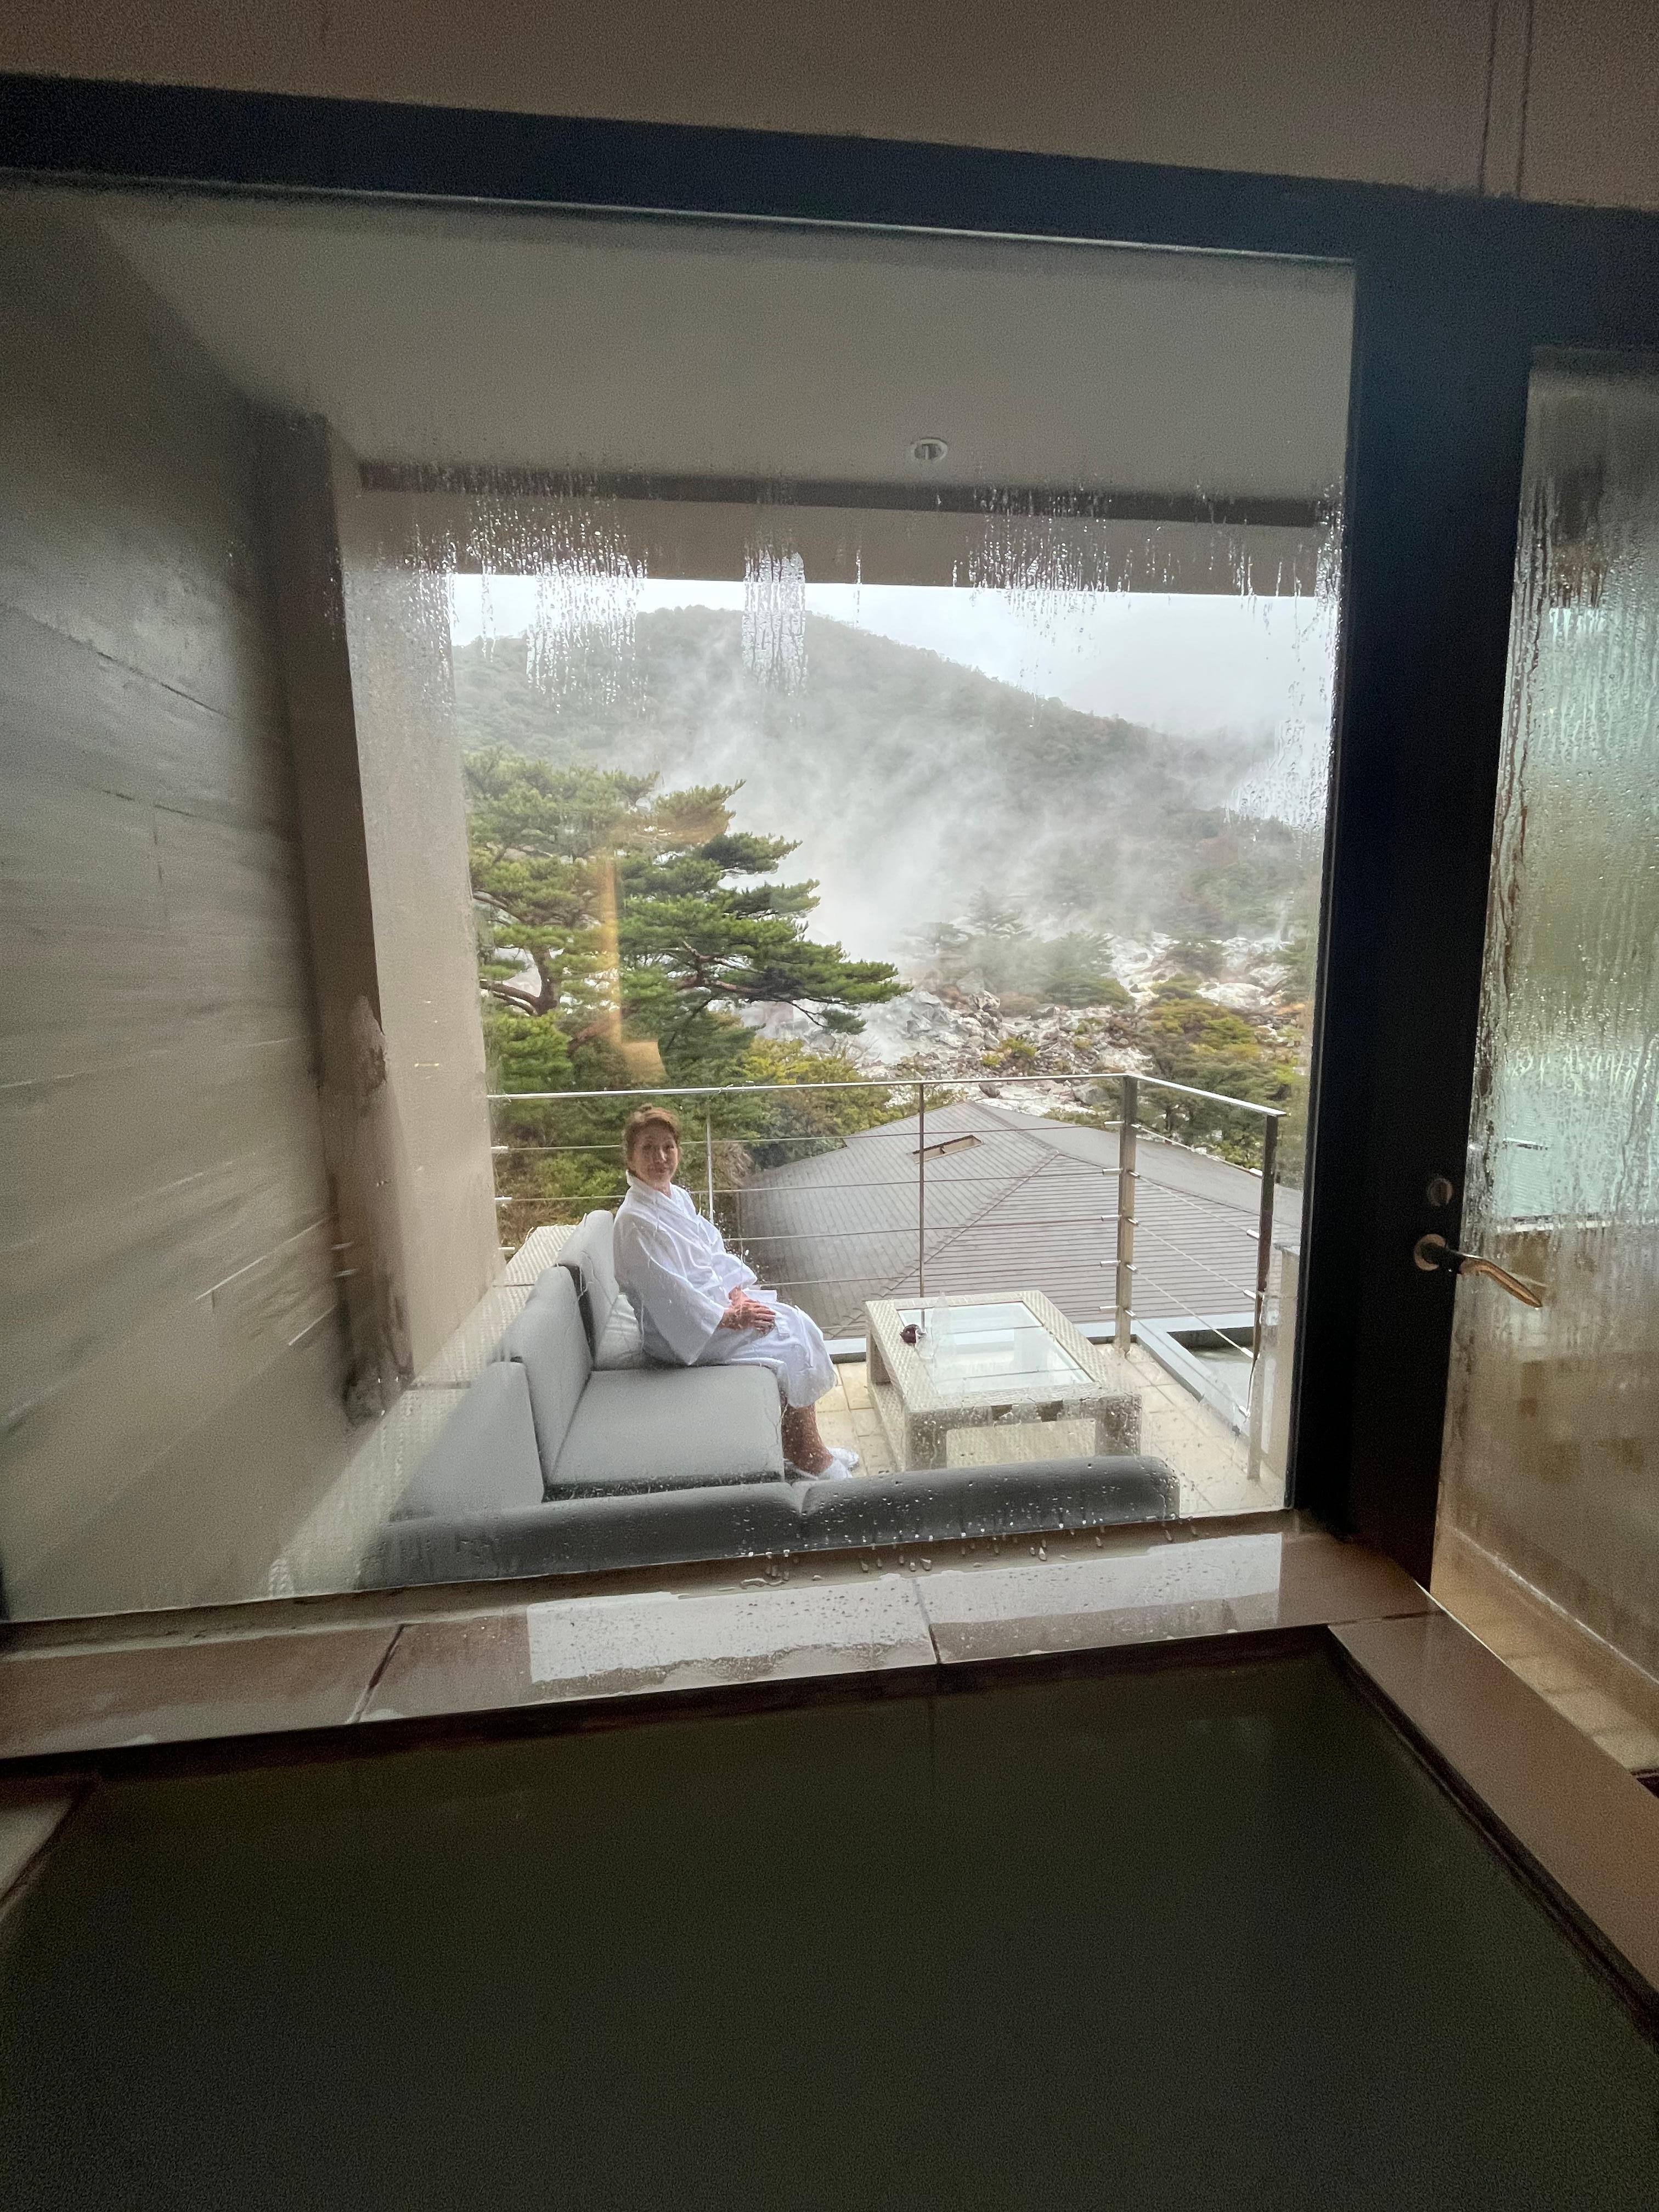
742, 539, 808, 692
1438, 359, 1659, 1687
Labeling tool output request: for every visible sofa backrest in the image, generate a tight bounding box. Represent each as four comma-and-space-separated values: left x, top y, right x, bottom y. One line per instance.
493, 1265, 593, 1482
391, 1360, 543, 1523
558, 1209, 645, 1369
554, 1213, 603, 1354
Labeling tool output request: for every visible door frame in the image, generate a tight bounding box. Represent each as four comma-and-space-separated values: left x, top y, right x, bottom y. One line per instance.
9, 72, 1659, 1581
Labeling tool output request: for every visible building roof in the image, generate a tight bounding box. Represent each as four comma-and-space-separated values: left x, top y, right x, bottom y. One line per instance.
731, 1097, 1301, 1339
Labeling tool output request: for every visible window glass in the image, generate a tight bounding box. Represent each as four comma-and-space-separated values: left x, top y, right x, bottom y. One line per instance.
1434, 357, 1659, 1772
0, 187, 1350, 1616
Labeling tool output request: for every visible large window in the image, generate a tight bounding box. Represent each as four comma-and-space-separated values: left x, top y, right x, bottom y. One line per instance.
0, 186, 1350, 1616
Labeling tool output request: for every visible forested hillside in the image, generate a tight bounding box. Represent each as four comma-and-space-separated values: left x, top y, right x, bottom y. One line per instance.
452, 611, 1310, 957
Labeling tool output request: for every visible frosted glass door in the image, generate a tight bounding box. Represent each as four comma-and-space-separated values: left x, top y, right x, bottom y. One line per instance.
1437, 359, 1659, 1700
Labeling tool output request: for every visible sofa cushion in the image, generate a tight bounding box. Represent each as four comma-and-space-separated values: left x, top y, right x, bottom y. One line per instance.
800, 1457, 1180, 1545
359, 1454, 1180, 1593
360, 1481, 809, 1589
552, 1215, 602, 1353
391, 1361, 543, 1522
493, 1266, 592, 1481
548, 1366, 785, 1496
593, 1299, 646, 1369
557, 1210, 646, 1369
558, 1210, 620, 1315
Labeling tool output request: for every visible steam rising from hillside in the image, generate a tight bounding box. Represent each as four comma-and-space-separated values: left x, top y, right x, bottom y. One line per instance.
453, 609, 1323, 966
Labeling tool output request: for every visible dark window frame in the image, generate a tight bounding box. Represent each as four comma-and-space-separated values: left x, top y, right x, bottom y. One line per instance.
9, 72, 1659, 1582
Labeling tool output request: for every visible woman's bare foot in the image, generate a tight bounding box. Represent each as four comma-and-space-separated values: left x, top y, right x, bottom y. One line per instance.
782, 1404, 835, 1476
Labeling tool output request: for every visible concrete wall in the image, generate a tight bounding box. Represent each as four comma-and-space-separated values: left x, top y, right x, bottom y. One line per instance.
256, 414, 417, 1408
3, 1, 1658, 211
0, 211, 356, 1616
330, 449, 500, 1375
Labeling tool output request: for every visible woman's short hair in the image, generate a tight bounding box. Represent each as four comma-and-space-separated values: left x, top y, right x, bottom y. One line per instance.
623, 1104, 682, 1161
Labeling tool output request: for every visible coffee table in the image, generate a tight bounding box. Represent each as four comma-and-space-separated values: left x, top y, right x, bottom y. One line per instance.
864, 1290, 1141, 1471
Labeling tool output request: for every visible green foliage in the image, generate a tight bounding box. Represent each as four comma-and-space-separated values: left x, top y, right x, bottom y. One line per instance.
467, 749, 650, 1023
1168, 826, 1311, 938
983, 1037, 1039, 1071
1040, 934, 1133, 1008
911, 906, 1132, 1012
1167, 936, 1227, 980
1136, 978, 1297, 1167
469, 743, 906, 1238
1048, 1104, 1121, 1138
487, 1085, 639, 1251
965, 893, 1029, 942
1142, 979, 1262, 1063
483, 1007, 574, 1096
907, 909, 1030, 998
467, 744, 901, 1077
455, 639, 612, 759
719, 1037, 912, 1171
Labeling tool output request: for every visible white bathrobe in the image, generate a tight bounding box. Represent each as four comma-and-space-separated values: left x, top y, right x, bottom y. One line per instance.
612, 1173, 836, 1410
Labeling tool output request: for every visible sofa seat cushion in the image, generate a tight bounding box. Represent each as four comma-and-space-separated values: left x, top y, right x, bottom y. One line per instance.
391, 1361, 543, 1522
548, 1366, 785, 1496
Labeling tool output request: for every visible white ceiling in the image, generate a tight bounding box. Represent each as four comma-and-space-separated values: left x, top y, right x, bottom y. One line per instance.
93, 194, 1352, 501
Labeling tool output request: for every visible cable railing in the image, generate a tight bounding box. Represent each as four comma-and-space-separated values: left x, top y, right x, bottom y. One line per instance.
488, 1067, 1288, 1480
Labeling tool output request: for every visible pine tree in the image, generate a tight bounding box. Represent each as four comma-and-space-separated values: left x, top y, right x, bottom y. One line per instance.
465, 747, 901, 1088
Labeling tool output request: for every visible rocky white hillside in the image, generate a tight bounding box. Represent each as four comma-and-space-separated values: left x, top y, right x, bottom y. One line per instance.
743, 933, 1307, 1111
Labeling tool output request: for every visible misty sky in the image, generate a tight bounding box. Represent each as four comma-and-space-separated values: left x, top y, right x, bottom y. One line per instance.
449, 575, 1335, 742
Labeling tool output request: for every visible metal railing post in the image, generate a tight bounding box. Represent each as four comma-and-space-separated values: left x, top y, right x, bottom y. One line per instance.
704, 1108, 715, 1216
1115, 1075, 1137, 1356
1247, 1114, 1279, 1483
916, 1080, 927, 1302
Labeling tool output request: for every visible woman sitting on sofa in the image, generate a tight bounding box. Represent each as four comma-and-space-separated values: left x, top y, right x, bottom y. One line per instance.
612, 1105, 858, 1479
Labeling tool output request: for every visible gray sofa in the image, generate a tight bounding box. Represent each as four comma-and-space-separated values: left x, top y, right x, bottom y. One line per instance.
358, 1211, 1181, 1591
483, 1263, 781, 1498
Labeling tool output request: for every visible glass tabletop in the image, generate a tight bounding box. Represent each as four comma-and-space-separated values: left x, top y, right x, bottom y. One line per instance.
895, 1301, 1093, 1397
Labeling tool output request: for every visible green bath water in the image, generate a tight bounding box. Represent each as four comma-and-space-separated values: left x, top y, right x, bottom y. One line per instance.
2, 1647, 1656, 2208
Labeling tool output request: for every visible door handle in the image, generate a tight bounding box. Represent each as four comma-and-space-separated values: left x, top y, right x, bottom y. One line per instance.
1413, 1233, 1544, 1309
